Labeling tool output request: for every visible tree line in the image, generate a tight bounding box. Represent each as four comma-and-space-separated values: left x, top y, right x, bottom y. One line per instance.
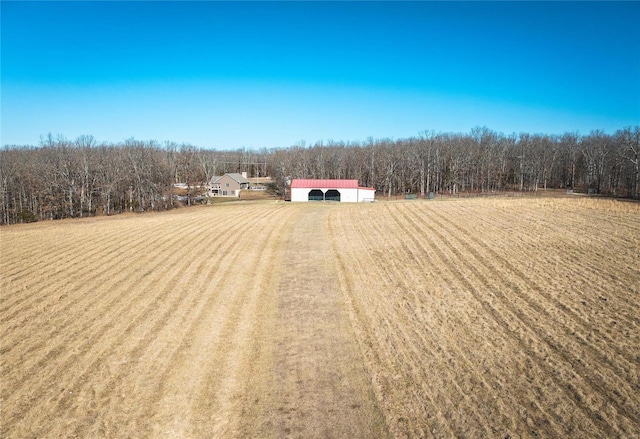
1, 126, 638, 225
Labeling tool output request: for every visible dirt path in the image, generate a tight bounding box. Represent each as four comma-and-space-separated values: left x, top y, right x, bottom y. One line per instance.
240, 204, 388, 438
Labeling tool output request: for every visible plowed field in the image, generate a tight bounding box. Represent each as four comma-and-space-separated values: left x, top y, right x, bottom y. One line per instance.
1, 197, 639, 438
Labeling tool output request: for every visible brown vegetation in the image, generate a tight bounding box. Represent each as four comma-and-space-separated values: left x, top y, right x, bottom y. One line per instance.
331, 197, 640, 437
1, 197, 639, 437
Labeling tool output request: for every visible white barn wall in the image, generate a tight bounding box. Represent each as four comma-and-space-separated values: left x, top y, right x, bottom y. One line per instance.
341, 189, 358, 203
291, 188, 310, 202
291, 187, 360, 202
357, 188, 376, 202
290, 179, 376, 203
291, 188, 376, 203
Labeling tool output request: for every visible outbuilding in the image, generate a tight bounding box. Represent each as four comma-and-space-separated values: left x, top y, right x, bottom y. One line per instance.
290, 179, 375, 203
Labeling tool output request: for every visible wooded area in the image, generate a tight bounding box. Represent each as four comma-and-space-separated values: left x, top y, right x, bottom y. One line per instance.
1, 126, 638, 225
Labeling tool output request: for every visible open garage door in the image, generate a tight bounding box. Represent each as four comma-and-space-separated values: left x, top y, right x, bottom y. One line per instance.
325, 189, 341, 202
308, 189, 324, 201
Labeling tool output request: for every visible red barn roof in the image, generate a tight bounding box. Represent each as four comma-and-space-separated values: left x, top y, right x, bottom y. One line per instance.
290, 179, 359, 189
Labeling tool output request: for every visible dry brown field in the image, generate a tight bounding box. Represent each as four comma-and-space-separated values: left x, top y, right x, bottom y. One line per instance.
1, 197, 639, 438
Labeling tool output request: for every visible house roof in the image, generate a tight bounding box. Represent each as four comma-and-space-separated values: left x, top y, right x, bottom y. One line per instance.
291, 179, 360, 189
212, 173, 250, 184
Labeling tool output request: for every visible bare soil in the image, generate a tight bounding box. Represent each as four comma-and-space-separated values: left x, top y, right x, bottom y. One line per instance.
1, 197, 639, 438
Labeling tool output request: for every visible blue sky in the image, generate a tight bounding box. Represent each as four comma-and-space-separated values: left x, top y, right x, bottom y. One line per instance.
2, 1, 639, 149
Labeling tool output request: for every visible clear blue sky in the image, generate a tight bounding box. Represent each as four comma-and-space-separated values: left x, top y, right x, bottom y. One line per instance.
2, 1, 639, 149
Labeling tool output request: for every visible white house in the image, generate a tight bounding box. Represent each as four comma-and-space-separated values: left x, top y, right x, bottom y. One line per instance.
290, 179, 375, 203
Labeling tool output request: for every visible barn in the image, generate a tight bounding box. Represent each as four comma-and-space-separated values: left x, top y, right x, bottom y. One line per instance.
290, 179, 376, 203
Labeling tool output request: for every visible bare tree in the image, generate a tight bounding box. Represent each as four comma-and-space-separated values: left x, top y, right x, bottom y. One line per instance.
616, 126, 640, 198
559, 132, 580, 190
582, 130, 611, 194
